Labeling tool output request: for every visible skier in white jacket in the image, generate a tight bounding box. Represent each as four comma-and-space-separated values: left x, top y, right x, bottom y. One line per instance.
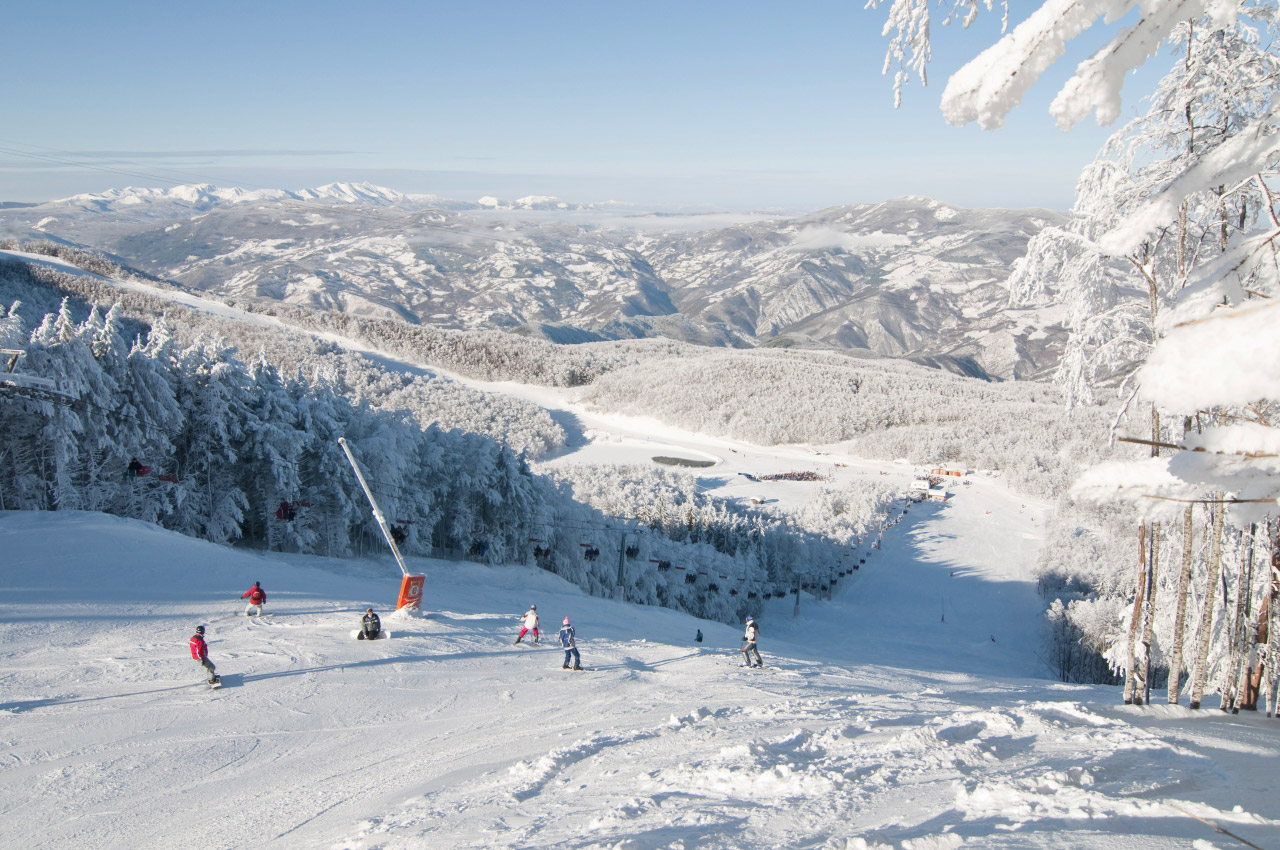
515, 604, 540, 645
741, 616, 763, 667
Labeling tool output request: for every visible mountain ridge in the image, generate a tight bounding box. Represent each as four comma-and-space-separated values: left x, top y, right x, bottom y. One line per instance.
1, 183, 1070, 379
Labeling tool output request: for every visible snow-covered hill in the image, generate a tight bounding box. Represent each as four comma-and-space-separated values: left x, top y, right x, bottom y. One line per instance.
0, 185, 1070, 379
3, 470, 1275, 849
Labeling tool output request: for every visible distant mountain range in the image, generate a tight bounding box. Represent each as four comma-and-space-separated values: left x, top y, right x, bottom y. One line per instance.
0, 182, 1070, 380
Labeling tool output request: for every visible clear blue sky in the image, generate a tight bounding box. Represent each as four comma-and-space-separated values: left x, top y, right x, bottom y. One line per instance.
1, 1, 1161, 211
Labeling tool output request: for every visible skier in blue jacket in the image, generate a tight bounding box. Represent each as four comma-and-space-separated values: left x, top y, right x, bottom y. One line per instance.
559, 617, 583, 670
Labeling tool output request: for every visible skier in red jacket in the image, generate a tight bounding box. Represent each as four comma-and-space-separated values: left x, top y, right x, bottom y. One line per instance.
189, 625, 220, 686
241, 581, 266, 617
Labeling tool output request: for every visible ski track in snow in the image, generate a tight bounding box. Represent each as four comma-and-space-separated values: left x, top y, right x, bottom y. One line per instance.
0, 255, 1277, 848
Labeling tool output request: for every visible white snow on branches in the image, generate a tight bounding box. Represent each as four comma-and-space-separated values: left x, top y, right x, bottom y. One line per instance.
1101, 108, 1280, 257
1070, 456, 1203, 511
1137, 299, 1280, 409
942, 0, 1104, 130
935, 0, 1239, 130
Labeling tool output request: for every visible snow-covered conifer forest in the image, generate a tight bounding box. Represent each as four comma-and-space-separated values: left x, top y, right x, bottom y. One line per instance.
2, 249, 911, 627
2, 4, 1279, 846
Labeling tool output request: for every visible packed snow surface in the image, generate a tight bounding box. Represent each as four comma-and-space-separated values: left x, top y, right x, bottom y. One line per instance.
3, 465, 1277, 848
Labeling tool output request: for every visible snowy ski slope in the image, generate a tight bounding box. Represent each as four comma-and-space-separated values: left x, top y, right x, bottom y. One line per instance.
2, 476, 1276, 848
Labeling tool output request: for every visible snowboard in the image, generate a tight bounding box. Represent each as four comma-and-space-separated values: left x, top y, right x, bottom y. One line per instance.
350, 629, 390, 640
210, 677, 222, 689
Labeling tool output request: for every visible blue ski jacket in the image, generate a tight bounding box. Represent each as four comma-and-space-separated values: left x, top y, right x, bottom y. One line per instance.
558, 625, 576, 648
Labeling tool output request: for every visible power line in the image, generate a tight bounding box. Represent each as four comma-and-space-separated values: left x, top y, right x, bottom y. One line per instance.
0, 144, 206, 189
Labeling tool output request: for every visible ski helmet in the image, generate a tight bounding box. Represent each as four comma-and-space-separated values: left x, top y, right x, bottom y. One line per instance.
563, 617, 571, 625
746, 616, 754, 624
195, 625, 205, 634
530, 604, 536, 610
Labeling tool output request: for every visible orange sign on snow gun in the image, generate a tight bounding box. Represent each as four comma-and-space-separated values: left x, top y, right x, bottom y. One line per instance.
396, 575, 425, 611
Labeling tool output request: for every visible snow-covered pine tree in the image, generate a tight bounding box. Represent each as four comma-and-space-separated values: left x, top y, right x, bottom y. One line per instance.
24, 301, 96, 511
289, 370, 367, 557
170, 340, 250, 544
79, 305, 143, 514
116, 322, 184, 525
242, 353, 310, 551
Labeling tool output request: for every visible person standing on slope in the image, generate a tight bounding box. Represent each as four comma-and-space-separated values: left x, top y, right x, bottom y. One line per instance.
559, 616, 582, 670
189, 625, 220, 686
515, 604, 539, 645
358, 607, 381, 640
741, 616, 763, 667
241, 581, 266, 617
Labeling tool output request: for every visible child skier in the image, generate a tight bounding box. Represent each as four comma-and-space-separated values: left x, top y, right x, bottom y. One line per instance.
241, 581, 266, 617
515, 604, 539, 645
559, 616, 582, 670
358, 608, 382, 640
741, 616, 763, 667
189, 625, 220, 686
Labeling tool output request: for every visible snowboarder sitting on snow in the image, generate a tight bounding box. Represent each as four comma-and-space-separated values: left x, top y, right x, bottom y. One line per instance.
241, 581, 266, 617
741, 616, 763, 667
559, 617, 582, 670
358, 607, 382, 640
189, 625, 220, 686
515, 604, 539, 644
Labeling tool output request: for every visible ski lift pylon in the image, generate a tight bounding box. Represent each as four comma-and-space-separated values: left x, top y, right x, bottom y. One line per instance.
0, 348, 74, 404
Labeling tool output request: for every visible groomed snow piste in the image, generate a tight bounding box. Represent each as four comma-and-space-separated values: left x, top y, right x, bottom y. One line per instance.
2, 465, 1276, 849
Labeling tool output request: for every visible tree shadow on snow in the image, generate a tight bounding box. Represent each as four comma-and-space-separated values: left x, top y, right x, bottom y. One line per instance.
237, 654, 439, 683
532, 408, 589, 459
550, 803, 748, 849
589, 650, 703, 673
1, 680, 224, 712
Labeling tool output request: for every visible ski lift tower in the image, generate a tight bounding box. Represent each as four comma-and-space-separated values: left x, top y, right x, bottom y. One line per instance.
338, 437, 425, 612
0, 349, 72, 405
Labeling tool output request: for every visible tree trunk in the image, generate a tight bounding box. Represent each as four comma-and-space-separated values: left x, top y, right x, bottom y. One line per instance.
1226, 525, 1256, 712
1168, 505, 1195, 704
1189, 497, 1226, 709
1140, 521, 1161, 706
1124, 522, 1148, 705
1266, 520, 1280, 717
